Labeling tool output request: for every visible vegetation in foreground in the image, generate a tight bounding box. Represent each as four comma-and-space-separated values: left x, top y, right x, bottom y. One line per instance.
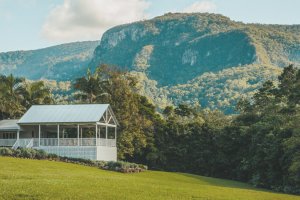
1, 64, 300, 194
0, 157, 299, 200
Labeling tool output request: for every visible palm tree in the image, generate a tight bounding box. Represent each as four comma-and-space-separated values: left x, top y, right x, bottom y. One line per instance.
0, 74, 25, 118
21, 80, 53, 108
73, 69, 109, 103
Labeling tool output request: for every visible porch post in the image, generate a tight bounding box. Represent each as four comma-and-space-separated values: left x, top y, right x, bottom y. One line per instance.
17, 130, 19, 140
77, 124, 80, 146
105, 125, 108, 146
80, 128, 82, 145
114, 126, 117, 147
106, 110, 108, 146
95, 123, 98, 146
38, 124, 41, 147
57, 124, 60, 146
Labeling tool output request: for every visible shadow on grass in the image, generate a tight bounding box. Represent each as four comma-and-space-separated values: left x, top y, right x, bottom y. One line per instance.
177, 172, 300, 197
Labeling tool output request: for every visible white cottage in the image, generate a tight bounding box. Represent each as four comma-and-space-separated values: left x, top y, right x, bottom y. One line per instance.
0, 104, 118, 161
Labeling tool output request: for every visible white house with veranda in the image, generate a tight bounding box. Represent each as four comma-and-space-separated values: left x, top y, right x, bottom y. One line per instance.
0, 104, 118, 161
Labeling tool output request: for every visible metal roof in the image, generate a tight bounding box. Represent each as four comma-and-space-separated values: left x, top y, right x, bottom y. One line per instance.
0, 120, 20, 131
18, 104, 115, 124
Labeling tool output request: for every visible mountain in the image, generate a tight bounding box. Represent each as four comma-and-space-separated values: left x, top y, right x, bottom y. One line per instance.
0, 41, 99, 81
90, 13, 300, 113
1, 13, 300, 113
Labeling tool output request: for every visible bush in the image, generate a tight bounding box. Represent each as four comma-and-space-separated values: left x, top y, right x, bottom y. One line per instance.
13, 149, 22, 157
48, 153, 59, 161
19, 148, 35, 159
35, 149, 48, 160
0, 147, 13, 156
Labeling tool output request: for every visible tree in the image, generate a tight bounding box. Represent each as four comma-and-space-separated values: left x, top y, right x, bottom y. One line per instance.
0, 74, 25, 118
21, 80, 53, 108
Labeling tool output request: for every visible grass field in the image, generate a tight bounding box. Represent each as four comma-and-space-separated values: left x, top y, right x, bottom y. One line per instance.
0, 157, 299, 200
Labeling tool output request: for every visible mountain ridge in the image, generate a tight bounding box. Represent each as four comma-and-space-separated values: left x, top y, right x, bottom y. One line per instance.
89, 13, 299, 112
1, 13, 299, 113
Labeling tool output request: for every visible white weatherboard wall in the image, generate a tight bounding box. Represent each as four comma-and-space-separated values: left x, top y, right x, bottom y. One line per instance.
35, 146, 117, 161
97, 146, 117, 161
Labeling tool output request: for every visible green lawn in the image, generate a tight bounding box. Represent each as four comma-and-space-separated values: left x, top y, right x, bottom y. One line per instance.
0, 157, 299, 200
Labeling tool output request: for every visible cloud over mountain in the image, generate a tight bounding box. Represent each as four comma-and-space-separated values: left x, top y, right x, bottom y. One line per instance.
183, 1, 216, 13
42, 0, 149, 42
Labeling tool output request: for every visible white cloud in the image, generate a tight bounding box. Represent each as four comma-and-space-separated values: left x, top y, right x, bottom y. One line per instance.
42, 0, 150, 42
183, 1, 216, 13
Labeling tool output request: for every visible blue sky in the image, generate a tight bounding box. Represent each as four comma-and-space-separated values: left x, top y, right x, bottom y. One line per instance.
0, 0, 299, 52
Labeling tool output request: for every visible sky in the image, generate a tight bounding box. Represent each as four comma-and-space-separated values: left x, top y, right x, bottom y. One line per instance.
0, 0, 300, 52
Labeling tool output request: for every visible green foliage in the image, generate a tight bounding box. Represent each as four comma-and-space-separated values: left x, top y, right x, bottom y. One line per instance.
0, 41, 99, 81
232, 65, 300, 193
0, 74, 53, 119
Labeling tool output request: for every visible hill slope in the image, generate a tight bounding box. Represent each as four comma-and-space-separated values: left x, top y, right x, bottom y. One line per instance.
1, 13, 300, 113
90, 13, 300, 113
0, 41, 99, 81
0, 157, 298, 200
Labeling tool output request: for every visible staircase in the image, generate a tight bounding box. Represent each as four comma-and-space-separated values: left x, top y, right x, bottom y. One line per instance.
12, 139, 34, 149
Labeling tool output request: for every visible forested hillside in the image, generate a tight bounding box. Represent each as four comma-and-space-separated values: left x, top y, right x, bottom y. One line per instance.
1, 13, 300, 113
90, 13, 300, 113
0, 41, 99, 81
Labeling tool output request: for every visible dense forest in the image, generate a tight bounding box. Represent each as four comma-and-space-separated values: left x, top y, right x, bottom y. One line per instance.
0, 64, 299, 194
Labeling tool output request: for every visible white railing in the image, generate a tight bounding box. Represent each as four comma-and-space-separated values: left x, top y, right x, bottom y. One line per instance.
59, 138, 78, 146
97, 139, 116, 147
0, 139, 17, 147
0, 138, 116, 147
11, 139, 34, 149
81, 138, 96, 146
18, 139, 34, 148
12, 140, 19, 149
40, 138, 58, 146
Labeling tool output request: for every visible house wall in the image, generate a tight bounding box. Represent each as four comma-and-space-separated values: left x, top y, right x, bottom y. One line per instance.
20, 125, 39, 138
96, 146, 117, 161
35, 146, 97, 160
34, 146, 117, 161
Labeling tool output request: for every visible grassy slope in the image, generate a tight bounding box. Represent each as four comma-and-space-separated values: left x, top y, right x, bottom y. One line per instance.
0, 157, 299, 200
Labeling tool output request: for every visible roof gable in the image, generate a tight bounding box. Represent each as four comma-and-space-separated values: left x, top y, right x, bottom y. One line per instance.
18, 104, 113, 124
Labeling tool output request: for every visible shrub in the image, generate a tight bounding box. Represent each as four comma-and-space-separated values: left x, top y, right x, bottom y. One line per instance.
48, 153, 60, 161
19, 148, 35, 159
13, 149, 22, 157
0, 147, 13, 156
35, 150, 48, 160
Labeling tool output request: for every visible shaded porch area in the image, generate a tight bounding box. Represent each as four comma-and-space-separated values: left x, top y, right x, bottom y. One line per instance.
21, 123, 117, 147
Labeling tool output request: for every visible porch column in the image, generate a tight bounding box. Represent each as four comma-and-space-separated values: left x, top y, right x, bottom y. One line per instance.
80, 128, 82, 145
38, 124, 41, 147
77, 124, 80, 146
95, 124, 98, 146
105, 125, 108, 146
57, 124, 60, 146
17, 130, 19, 140
114, 126, 117, 147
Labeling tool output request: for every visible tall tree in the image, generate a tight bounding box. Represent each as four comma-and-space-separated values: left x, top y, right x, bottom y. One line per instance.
21, 80, 53, 108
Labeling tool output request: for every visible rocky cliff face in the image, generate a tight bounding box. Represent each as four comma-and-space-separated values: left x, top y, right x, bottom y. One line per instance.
90, 14, 258, 86
90, 13, 300, 113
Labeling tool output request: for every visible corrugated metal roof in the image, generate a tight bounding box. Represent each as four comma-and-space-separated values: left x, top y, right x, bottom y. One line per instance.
18, 104, 111, 124
0, 120, 20, 131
